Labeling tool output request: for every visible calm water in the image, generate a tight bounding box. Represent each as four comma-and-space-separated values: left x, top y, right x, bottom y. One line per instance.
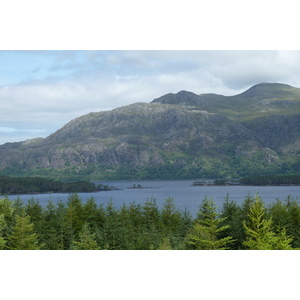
7, 180, 300, 217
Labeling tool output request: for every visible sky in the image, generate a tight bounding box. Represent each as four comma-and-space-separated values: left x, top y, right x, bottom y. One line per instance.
1, 50, 300, 145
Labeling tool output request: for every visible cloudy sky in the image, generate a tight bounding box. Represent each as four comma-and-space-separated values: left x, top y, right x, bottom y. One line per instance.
1, 50, 300, 145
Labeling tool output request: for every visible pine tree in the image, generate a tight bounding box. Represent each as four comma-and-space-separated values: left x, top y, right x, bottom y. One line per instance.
161, 197, 181, 232
72, 223, 100, 250
39, 200, 65, 250
139, 198, 162, 250
156, 237, 173, 250
82, 197, 99, 231
0, 214, 6, 249
161, 197, 182, 248
284, 197, 300, 248
184, 198, 234, 250
0, 197, 15, 237
65, 194, 84, 247
25, 198, 44, 243
12, 197, 24, 217
219, 195, 245, 249
102, 200, 120, 249
7, 213, 42, 250
116, 203, 139, 249
243, 195, 293, 250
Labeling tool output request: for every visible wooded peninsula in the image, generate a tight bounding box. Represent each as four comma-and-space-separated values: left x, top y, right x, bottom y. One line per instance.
0, 176, 98, 194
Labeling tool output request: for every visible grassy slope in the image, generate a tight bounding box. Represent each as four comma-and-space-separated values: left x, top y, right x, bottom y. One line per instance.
200, 83, 300, 121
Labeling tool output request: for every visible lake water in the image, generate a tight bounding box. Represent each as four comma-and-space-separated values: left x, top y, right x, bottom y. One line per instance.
6, 180, 300, 217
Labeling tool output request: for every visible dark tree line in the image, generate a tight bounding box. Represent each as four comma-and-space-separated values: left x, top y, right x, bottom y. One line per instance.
239, 174, 300, 186
0, 193, 299, 250
0, 176, 97, 194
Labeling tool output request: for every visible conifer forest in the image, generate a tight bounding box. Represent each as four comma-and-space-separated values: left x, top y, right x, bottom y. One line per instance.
1, 193, 299, 250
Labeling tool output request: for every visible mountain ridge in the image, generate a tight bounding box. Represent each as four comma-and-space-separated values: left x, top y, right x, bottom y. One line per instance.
1, 82, 300, 180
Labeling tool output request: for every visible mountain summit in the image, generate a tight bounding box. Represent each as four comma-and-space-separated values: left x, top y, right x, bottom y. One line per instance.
236, 82, 295, 99
1, 82, 300, 180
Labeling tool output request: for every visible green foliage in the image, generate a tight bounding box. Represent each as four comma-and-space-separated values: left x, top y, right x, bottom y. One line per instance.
184, 198, 234, 250
240, 174, 300, 186
0, 197, 15, 237
268, 196, 300, 248
243, 195, 293, 250
161, 197, 183, 247
0, 214, 6, 249
218, 195, 245, 249
25, 198, 43, 236
38, 200, 66, 250
156, 237, 173, 250
7, 213, 42, 250
0, 175, 96, 194
1, 192, 300, 250
72, 223, 101, 250
1, 153, 287, 181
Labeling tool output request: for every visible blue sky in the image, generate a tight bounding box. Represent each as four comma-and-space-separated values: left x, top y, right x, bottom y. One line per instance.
2, 50, 300, 144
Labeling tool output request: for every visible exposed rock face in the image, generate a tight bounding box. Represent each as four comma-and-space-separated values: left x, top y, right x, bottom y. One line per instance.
1, 83, 300, 179
242, 113, 300, 154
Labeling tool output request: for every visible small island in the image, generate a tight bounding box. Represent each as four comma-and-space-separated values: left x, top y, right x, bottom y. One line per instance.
127, 184, 154, 189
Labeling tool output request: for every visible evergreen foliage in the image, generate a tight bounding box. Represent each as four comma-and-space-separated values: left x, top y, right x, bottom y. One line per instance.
0, 214, 6, 249
184, 198, 234, 249
0, 175, 97, 194
7, 212, 42, 250
240, 175, 300, 186
72, 223, 101, 250
243, 195, 293, 250
156, 237, 173, 250
0, 193, 299, 250
218, 195, 245, 249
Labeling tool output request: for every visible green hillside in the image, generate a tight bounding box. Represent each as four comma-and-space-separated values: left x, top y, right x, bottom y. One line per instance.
153, 83, 300, 121
1, 82, 300, 180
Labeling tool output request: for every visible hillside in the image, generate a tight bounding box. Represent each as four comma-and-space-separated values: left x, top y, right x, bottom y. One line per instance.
153, 83, 300, 121
1, 82, 300, 180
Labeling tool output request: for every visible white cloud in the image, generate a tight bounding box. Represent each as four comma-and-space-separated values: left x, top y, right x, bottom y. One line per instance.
0, 127, 16, 133
0, 127, 45, 133
1, 50, 300, 145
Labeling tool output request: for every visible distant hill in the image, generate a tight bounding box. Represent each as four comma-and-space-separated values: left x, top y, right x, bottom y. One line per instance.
1, 82, 300, 180
153, 82, 300, 121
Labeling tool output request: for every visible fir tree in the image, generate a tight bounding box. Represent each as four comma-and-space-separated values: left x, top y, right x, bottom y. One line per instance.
184, 198, 234, 250
219, 195, 245, 249
39, 200, 64, 250
156, 237, 173, 250
25, 198, 44, 243
161, 197, 182, 248
139, 198, 162, 250
72, 223, 100, 250
7, 213, 42, 250
65, 194, 84, 247
243, 195, 293, 250
0, 197, 15, 237
0, 214, 6, 249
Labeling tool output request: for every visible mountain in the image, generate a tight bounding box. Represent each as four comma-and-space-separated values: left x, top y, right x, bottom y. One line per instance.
153, 82, 300, 121
1, 82, 300, 180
